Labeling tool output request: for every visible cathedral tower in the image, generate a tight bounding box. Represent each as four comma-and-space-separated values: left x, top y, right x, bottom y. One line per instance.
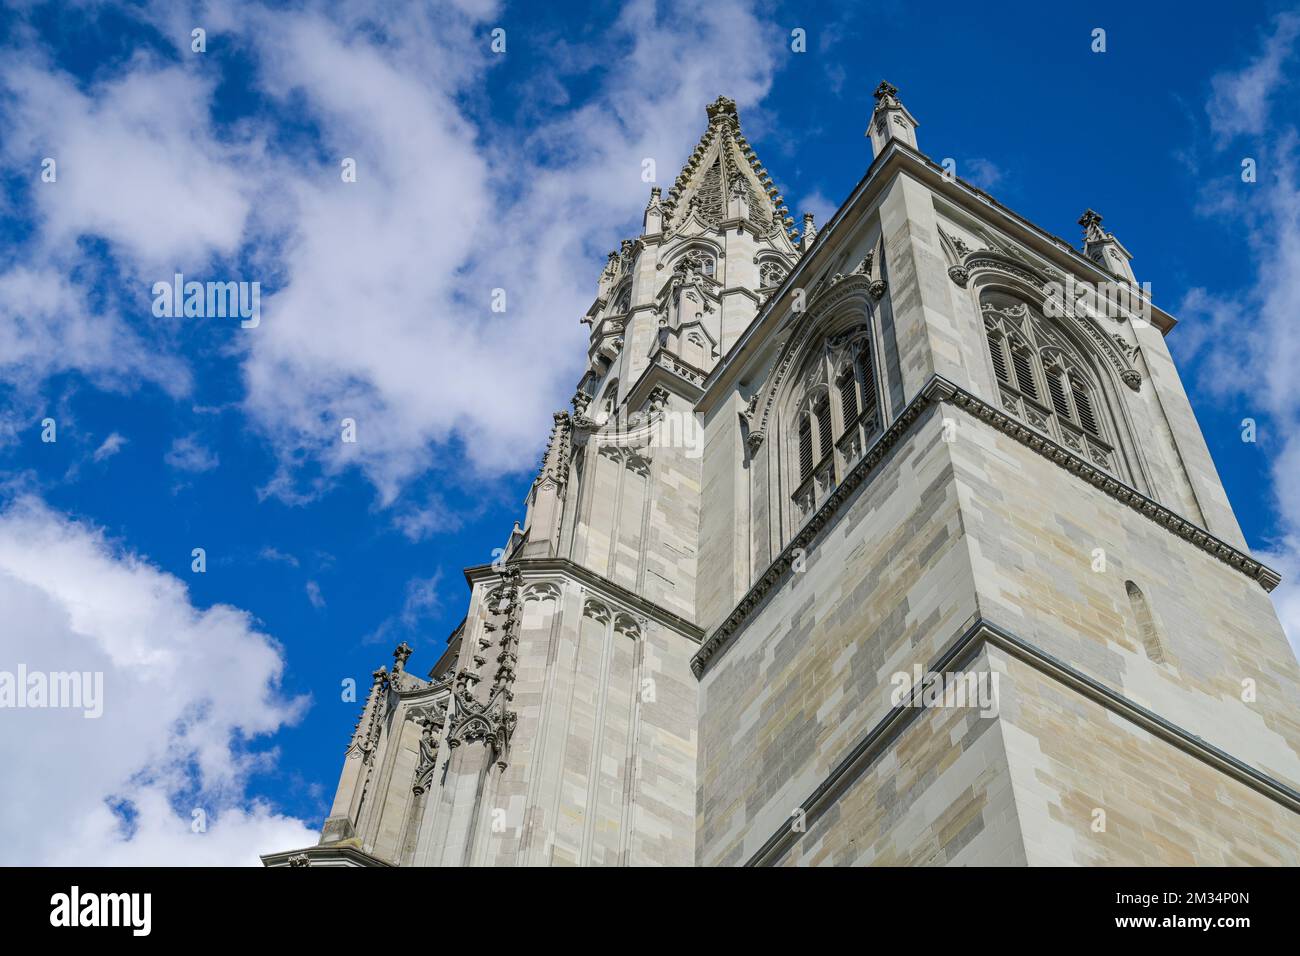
266, 86, 1300, 867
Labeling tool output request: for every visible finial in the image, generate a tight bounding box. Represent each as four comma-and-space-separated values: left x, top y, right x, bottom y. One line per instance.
392, 642, 413, 673
867, 80, 919, 158
1078, 208, 1106, 242
706, 95, 738, 124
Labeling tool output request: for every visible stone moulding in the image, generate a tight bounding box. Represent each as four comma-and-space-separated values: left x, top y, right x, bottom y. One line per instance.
690, 374, 1280, 679
741, 617, 1300, 867
462, 556, 705, 644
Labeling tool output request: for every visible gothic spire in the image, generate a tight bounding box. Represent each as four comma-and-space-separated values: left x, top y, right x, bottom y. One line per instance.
661, 95, 795, 238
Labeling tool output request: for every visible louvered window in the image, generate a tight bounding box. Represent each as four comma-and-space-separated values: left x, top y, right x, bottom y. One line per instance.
798, 414, 813, 481
981, 293, 1115, 467
837, 370, 859, 427
1072, 375, 1100, 436
989, 335, 1010, 385
815, 399, 833, 459
1047, 369, 1072, 420
857, 342, 878, 424
1012, 347, 1038, 401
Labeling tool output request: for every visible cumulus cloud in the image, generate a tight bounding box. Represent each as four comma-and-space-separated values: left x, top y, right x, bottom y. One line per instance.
0, 0, 782, 510
0, 497, 313, 864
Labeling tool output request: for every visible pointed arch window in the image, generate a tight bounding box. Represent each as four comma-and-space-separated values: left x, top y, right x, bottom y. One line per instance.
680, 249, 716, 278
981, 291, 1114, 469
612, 284, 632, 315
789, 327, 883, 521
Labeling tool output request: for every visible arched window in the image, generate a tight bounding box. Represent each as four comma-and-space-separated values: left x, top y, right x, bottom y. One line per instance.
597, 378, 619, 425
683, 330, 709, 369
612, 283, 632, 315
1125, 580, 1166, 663
981, 290, 1113, 467
678, 249, 716, 278
789, 327, 882, 520
759, 260, 787, 288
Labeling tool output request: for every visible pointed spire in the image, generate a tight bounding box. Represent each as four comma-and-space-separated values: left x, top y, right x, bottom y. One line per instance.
661, 96, 794, 236
868, 80, 919, 158
643, 185, 663, 236
801, 212, 817, 252
520, 411, 571, 559
1078, 209, 1137, 285
532, 411, 571, 492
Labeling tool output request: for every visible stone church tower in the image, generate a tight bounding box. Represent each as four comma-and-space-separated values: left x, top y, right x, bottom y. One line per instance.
265, 85, 1300, 867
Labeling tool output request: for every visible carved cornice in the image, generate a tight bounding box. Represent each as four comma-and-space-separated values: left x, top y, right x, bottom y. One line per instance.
947, 387, 1277, 587
691, 375, 1280, 678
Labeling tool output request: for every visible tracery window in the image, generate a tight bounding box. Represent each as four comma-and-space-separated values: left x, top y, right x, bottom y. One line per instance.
680, 249, 716, 278
759, 260, 787, 288
981, 290, 1113, 468
790, 327, 882, 521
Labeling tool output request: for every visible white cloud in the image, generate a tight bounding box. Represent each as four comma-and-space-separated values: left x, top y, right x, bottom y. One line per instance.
1207, 13, 1300, 144
963, 157, 1004, 192
305, 580, 325, 610
1181, 15, 1300, 653
797, 189, 839, 230
164, 434, 219, 473
258, 546, 300, 568
0, 266, 188, 401
0, 497, 314, 864
0, 0, 784, 511
0, 58, 256, 270
92, 431, 128, 463
365, 570, 445, 647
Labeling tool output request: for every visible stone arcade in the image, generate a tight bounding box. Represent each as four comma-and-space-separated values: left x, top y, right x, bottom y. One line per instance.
265, 84, 1300, 867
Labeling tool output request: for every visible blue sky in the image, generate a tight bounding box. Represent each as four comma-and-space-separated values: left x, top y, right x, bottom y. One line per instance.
1, 0, 1298, 864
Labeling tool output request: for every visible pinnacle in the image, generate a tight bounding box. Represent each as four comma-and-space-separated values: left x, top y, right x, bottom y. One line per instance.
706, 95, 738, 123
